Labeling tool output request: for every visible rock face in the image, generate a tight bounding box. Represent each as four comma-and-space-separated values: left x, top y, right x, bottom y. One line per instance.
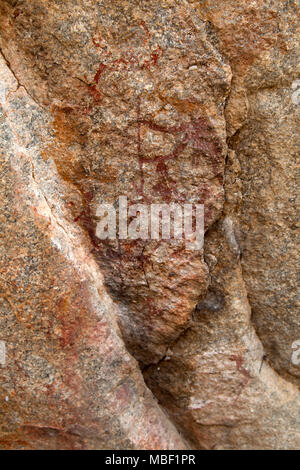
0, 0, 299, 450
0, 52, 187, 450
0, 0, 232, 366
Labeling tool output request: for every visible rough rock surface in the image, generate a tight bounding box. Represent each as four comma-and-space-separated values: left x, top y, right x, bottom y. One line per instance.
0, 0, 299, 450
0, 52, 187, 450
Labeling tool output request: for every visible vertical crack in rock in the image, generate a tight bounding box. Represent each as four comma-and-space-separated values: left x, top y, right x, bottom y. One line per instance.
0, 47, 43, 109
0, 0, 232, 367
0, 0, 299, 450
0, 53, 188, 450
144, 0, 300, 450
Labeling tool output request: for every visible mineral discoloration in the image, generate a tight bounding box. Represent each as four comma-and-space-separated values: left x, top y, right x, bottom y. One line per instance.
0, 54, 186, 450
0, 0, 232, 365
0, 0, 299, 450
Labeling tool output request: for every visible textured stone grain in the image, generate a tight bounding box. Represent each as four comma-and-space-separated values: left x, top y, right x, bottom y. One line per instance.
0, 55, 186, 450
0, 0, 299, 450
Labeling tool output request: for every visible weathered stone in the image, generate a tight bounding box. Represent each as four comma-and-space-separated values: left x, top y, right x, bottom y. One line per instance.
0, 0, 232, 365
145, 214, 300, 449
145, 0, 300, 449
0, 0, 299, 450
0, 55, 186, 450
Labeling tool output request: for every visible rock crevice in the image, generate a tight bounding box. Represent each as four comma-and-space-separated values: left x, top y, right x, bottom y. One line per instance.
0, 0, 299, 450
